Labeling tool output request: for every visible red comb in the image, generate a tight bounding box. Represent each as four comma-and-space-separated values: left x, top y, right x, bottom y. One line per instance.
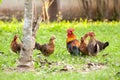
88, 31, 95, 36
67, 28, 74, 32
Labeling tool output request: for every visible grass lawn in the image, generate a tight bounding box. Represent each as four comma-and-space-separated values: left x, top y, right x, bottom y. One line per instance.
0, 20, 120, 80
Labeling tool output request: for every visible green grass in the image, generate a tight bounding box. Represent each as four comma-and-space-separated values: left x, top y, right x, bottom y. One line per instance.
0, 20, 120, 80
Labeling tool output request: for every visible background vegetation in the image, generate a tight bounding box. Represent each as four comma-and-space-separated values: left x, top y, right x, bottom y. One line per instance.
0, 19, 120, 80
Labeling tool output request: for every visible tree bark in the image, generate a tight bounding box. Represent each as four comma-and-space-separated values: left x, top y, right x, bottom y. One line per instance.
17, 0, 35, 71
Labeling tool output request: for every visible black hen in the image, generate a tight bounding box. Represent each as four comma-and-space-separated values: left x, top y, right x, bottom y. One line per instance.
87, 32, 109, 56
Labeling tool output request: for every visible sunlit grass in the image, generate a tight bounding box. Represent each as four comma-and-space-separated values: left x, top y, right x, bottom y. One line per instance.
0, 20, 120, 80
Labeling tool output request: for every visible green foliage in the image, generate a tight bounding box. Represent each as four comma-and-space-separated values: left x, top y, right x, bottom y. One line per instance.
0, 20, 120, 80
0, 0, 2, 3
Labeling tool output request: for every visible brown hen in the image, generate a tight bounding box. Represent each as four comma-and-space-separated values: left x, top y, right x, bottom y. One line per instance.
79, 32, 89, 55
35, 36, 56, 56
10, 35, 22, 54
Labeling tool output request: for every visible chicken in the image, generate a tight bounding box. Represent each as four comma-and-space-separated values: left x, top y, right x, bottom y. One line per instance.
35, 35, 56, 56
87, 32, 98, 56
10, 35, 22, 54
87, 32, 109, 56
66, 28, 80, 56
79, 33, 89, 55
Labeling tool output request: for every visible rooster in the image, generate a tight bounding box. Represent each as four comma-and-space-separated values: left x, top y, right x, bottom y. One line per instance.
66, 28, 80, 56
35, 35, 56, 56
10, 35, 22, 54
79, 32, 89, 55
87, 32, 109, 56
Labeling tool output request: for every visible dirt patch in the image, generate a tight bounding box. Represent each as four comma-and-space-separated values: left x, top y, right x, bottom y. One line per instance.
35, 57, 107, 73
82, 62, 106, 73
2, 57, 107, 73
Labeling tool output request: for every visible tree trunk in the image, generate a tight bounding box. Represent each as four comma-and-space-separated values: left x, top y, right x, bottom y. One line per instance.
17, 0, 35, 71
